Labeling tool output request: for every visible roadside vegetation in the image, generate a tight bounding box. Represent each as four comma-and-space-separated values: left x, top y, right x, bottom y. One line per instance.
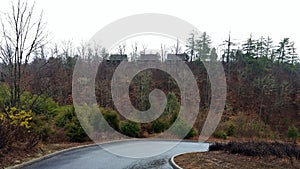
209, 141, 300, 159
1, 0, 300, 168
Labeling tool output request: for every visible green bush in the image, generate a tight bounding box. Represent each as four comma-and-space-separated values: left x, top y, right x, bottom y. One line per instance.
54, 105, 88, 142
213, 130, 227, 139
146, 92, 181, 135
163, 92, 180, 123
30, 114, 56, 142
287, 126, 299, 140
185, 128, 197, 139
0, 91, 66, 142
119, 120, 141, 137
87, 108, 120, 133
64, 120, 88, 142
55, 106, 74, 127
227, 124, 235, 136
150, 119, 169, 133
21, 92, 58, 117
101, 108, 120, 131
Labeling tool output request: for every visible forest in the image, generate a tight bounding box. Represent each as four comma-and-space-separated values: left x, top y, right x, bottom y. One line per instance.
0, 0, 300, 166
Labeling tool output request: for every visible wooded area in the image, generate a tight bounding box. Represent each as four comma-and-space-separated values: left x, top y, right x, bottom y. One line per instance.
0, 0, 300, 166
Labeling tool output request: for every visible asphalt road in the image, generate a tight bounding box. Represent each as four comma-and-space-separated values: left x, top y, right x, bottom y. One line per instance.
21, 140, 209, 169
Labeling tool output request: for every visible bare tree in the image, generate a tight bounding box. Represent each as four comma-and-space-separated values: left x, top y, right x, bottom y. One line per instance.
160, 43, 168, 61
170, 39, 182, 55
76, 40, 87, 59
61, 40, 74, 59
0, 0, 47, 108
75, 40, 104, 62
117, 43, 126, 55
131, 42, 138, 61
141, 44, 147, 55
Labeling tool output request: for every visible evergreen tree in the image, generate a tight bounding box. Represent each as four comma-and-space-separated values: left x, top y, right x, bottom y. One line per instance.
195, 32, 212, 61
265, 37, 274, 59
242, 34, 257, 58
186, 30, 197, 62
276, 38, 293, 63
287, 42, 298, 64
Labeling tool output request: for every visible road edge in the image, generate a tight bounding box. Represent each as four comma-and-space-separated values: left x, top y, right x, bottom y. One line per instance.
169, 141, 213, 169
169, 153, 184, 169
6, 143, 98, 169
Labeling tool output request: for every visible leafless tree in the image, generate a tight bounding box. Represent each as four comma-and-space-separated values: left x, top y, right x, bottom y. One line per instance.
61, 40, 75, 59
0, 0, 47, 108
141, 44, 147, 55
170, 39, 182, 55
160, 43, 168, 61
76, 40, 87, 59
130, 42, 138, 61
77, 41, 103, 61
117, 43, 126, 55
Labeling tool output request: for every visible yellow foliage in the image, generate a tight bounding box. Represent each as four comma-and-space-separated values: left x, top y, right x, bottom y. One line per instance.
0, 107, 32, 129
0, 113, 5, 120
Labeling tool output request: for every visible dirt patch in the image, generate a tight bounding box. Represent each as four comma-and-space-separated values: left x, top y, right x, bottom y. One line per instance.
174, 151, 300, 169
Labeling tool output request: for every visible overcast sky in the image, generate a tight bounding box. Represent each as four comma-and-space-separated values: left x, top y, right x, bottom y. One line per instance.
1, 0, 300, 54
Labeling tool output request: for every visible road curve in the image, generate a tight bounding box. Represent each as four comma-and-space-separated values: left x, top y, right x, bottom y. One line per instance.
19, 140, 209, 169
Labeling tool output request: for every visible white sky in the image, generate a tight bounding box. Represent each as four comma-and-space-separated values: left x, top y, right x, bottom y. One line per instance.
1, 0, 300, 54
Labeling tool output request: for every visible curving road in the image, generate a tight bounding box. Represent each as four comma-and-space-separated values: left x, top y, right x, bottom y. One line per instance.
20, 140, 209, 169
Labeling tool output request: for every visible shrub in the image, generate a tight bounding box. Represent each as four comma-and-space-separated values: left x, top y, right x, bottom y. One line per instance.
185, 128, 197, 139
1, 107, 32, 129
209, 141, 300, 159
64, 120, 88, 142
287, 126, 299, 140
87, 107, 121, 133
30, 114, 55, 142
101, 108, 120, 131
163, 92, 180, 123
55, 106, 74, 127
146, 92, 182, 135
21, 92, 58, 117
150, 119, 169, 133
0, 107, 39, 150
209, 142, 227, 151
227, 124, 235, 136
55, 106, 88, 142
213, 130, 227, 139
119, 120, 141, 137
232, 112, 274, 138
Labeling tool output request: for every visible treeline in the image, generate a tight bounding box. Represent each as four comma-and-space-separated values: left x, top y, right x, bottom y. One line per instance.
3, 32, 300, 141
1, 33, 300, 144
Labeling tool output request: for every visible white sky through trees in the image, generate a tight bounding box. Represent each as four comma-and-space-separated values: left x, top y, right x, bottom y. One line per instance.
1, 0, 300, 55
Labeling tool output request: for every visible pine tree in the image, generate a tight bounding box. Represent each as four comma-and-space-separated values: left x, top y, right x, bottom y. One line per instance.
195, 32, 212, 61
186, 30, 197, 62
242, 34, 257, 58
287, 42, 298, 64
276, 38, 293, 63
